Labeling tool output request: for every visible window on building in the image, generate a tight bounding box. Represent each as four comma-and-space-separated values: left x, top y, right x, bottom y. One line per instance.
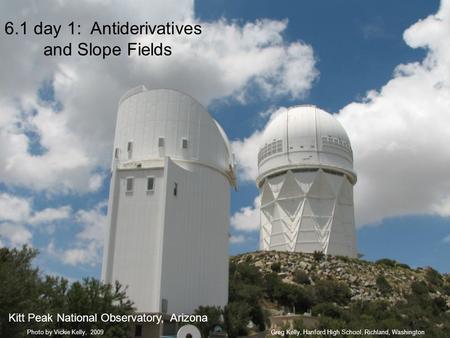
127, 141, 133, 159
173, 182, 178, 196
126, 177, 134, 192
158, 137, 165, 147
134, 324, 142, 337
182, 138, 188, 149
147, 177, 154, 191
161, 298, 168, 314
114, 147, 120, 159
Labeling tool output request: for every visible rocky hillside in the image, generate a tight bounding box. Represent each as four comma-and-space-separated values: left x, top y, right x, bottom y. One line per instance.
231, 251, 450, 309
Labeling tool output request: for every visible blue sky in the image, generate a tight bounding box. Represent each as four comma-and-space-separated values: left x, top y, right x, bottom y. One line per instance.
0, 0, 448, 281
199, 0, 449, 272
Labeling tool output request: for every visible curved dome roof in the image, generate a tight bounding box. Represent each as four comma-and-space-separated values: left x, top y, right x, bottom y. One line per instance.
257, 105, 356, 185
114, 87, 236, 186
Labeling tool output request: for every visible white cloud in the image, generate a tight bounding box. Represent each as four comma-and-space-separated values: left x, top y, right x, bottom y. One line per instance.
0, 223, 32, 246
0, 192, 71, 225
61, 242, 100, 266
230, 234, 247, 244
0, 0, 318, 271
88, 174, 104, 192
231, 107, 286, 181
230, 196, 260, 232
0, 193, 31, 223
29, 206, 71, 225
0, 0, 318, 193
0, 190, 105, 252
75, 202, 107, 244
444, 235, 450, 244
231, 0, 450, 227
0, 98, 95, 193
0, 192, 74, 246
337, 0, 450, 225
47, 202, 107, 266
0, 193, 88, 247
231, 131, 264, 182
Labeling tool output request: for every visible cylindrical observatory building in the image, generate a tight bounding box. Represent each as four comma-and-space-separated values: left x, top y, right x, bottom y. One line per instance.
257, 105, 357, 257
102, 87, 236, 314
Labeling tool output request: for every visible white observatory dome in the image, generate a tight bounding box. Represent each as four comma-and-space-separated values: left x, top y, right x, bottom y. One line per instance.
257, 105, 356, 186
113, 86, 236, 186
257, 105, 358, 257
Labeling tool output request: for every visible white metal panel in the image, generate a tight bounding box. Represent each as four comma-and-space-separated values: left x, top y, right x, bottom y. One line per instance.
160, 158, 229, 314
259, 169, 357, 258
103, 168, 165, 312
258, 105, 357, 258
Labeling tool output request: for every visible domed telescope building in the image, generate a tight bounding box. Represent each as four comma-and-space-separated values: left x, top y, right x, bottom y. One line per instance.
102, 87, 236, 316
257, 105, 357, 257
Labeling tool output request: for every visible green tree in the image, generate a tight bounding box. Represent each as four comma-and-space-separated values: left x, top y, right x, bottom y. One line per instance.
312, 302, 345, 319
264, 272, 282, 301
0, 246, 134, 338
0, 246, 42, 337
224, 302, 251, 338
193, 306, 223, 338
271, 282, 314, 314
317, 316, 346, 330
65, 278, 134, 337
229, 254, 450, 337
228, 262, 267, 331
315, 278, 351, 305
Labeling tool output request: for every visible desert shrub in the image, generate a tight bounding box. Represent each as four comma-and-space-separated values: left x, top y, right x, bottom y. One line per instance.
271, 262, 281, 272
375, 258, 397, 268
433, 297, 447, 312
317, 316, 346, 330
293, 269, 310, 285
411, 281, 428, 296
335, 255, 350, 263
397, 263, 411, 269
270, 282, 315, 314
313, 250, 325, 262
443, 283, 450, 296
349, 300, 394, 323
230, 261, 263, 285
292, 319, 305, 331
425, 268, 443, 287
312, 302, 345, 319
376, 275, 392, 295
315, 279, 351, 305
